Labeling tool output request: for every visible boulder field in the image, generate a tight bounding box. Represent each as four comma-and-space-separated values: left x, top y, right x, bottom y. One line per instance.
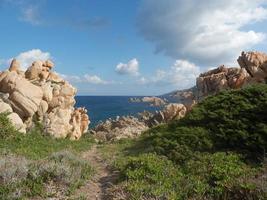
0, 59, 90, 140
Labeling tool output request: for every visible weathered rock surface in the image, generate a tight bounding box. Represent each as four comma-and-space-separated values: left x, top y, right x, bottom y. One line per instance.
93, 103, 187, 141
237, 51, 267, 81
144, 103, 187, 127
93, 116, 149, 141
196, 66, 250, 100
196, 51, 267, 101
0, 59, 90, 139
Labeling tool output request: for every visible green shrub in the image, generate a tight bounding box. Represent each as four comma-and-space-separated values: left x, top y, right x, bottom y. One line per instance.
117, 153, 183, 200
183, 152, 262, 199
181, 84, 267, 158
0, 113, 17, 139
145, 84, 267, 163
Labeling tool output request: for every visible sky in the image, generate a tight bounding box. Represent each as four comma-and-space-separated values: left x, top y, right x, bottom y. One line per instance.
0, 0, 267, 96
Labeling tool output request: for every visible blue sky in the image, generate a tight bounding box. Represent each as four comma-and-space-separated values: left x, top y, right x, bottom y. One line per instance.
1, 0, 267, 95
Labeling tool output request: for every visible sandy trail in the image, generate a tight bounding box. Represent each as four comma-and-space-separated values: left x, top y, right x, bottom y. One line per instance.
71, 145, 119, 200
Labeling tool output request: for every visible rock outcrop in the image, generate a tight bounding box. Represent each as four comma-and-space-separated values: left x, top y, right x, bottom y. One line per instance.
237, 51, 267, 82
93, 103, 187, 141
0, 59, 90, 140
196, 66, 250, 100
144, 103, 187, 127
130, 96, 167, 106
196, 51, 267, 101
93, 116, 149, 141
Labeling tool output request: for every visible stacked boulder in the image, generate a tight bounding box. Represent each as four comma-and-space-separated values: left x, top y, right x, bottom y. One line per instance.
0, 59, 90, 140
196, 51, 267, 100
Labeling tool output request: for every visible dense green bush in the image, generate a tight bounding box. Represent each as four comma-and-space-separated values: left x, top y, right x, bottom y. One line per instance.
117, 153, 183, 199
113, 151, 265, 200
145, 84, 267, 163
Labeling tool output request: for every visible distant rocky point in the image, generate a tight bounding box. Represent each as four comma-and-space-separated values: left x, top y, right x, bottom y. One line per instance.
129, 96, 167, 106
0, 59, 89, 140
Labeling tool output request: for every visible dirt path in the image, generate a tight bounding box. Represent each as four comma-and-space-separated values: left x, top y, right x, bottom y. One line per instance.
70, 145, 119, 200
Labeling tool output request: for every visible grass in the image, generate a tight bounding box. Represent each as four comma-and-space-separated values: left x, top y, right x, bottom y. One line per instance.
0, 122, 95, 160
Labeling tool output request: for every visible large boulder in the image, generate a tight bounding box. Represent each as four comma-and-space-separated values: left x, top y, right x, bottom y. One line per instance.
0, 59, 90, 140
7, 113, 26, 133
237, 51, 267, 82
0, 97, 26, 133
145, 103, 187, 126
0, 71, 43, 120
196, 66, 250, 100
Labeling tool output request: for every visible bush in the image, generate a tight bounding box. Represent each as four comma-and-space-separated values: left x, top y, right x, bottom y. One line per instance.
183, 152, 262, 199
111, 148, 266, 200
117, 153, 183, 199
0, 151, 93, 199
145, 84, 267, 163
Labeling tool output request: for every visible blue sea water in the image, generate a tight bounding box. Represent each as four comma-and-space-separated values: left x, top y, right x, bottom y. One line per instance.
75, 96, 161, 127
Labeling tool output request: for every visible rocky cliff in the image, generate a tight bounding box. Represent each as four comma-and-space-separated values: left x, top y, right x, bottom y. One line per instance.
196, 51, 267, 100
0, 59, 90, 140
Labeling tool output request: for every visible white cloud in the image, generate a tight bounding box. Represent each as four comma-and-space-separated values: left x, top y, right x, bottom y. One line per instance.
14, 49, 51, 70
138, 59, 200, 89
115, 58, 139, 76
20, 5, 41, 25
59, 74, 82, 83
60, 73, 109, 85
138, 0, 267, 66
84, 74, 108, 85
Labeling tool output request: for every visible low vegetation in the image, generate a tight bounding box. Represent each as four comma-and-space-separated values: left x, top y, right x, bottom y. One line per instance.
0, 113, 95, 199
100, 84, 267, 200
0, 151, 93, 199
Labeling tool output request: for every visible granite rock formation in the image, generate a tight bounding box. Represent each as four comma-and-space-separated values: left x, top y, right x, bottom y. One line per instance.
93, 116, 149, 141
196, 51, 267, 101
0, 59, 90, 140
93, 103, 187, 141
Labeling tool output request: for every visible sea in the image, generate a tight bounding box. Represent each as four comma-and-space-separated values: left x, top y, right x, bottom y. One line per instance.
75, 96, 163, 127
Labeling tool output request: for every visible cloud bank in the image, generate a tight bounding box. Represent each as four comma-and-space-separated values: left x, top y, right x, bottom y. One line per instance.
137, 0, 267, 66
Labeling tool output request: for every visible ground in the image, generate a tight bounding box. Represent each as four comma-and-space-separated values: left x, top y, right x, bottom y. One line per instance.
70, 145, 119, 200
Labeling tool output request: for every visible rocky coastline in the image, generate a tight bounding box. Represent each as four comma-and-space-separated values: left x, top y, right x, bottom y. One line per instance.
1, 51, 267, 141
